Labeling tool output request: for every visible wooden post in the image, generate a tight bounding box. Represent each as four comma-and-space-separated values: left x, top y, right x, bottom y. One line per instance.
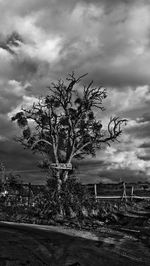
0, 162, 5, 184
94, 184, 97, 200
131, 186, 134, 201
122, 182, 127, 201
28, 182, 31, 207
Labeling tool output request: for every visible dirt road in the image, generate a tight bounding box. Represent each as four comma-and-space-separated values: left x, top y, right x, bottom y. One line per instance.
0, 222, 150, 266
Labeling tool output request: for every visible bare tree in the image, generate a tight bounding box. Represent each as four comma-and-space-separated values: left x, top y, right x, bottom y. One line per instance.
12, 73, 127, 191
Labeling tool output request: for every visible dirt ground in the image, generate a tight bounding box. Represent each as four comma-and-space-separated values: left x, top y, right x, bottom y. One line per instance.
0, 222, 150, 266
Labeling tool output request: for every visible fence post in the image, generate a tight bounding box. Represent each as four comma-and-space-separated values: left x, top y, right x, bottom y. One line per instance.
122, 182, 127, 201
94, 184, 97, 201
131, 186, 134, 201
0, 161, 5, 184
28, 182, 31, 207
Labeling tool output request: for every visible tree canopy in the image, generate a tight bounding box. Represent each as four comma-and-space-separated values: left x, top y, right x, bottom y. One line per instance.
12, 72, 127, 186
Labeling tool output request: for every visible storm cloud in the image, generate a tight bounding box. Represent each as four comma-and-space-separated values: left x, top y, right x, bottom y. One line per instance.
0, 0, 150, 183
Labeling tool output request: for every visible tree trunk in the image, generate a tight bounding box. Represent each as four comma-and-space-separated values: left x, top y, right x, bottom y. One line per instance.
63, 170, 69, 182
55, 169, 64, 216
56, 170, 62, 192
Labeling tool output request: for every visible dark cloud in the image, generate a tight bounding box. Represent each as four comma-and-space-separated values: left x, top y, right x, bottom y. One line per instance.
126, 120, 150, 139
1, 0, 150, 88
137, 155, 150, 161
0, 0, 77, 31
77, 161, 150, 183
80, 63, 150, 87
0, 138, 47, 184
137, 113, 150, 123
126, 113, 150, 139
0, 139, 41, 170
83, 0, 139, 4
0, 0, 150, 184
0, 32, 23, 55
11, 58, 39, 82
0, 115, 17, 138
74, 159, 108, 183
139, 142, 150, 148
0, 85, 23, 115
97, 168, 150, 183
130, 124, 150, 139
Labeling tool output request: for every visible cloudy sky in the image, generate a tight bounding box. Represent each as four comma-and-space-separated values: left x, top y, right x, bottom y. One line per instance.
0, 0, 150, 184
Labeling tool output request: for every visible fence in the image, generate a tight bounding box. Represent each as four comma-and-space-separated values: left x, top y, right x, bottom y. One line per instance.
86, 182, 150, 201
1, 181, 150, 207
0, 183, 45, 207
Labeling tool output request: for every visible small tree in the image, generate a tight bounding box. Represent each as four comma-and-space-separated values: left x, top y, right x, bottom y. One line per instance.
12, 73, 127, 192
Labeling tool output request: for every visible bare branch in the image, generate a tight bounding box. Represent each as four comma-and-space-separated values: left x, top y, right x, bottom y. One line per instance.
73, 141, 91, 157
31, 139, 52, 150
99, 118, 127, 144
66, 72, 88, 83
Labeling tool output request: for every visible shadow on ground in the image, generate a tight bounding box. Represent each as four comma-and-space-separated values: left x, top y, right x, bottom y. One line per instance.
0, 222, 150, 266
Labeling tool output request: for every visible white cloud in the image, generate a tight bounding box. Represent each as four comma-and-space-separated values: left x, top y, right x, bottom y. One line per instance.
20, 38, 62, 63
105, 85, 150, 115
8, 94, 38, 118
4, 14, 62, 63
105, 146, 150, 174
7, 80, 25, 96
127, 3, 150, 54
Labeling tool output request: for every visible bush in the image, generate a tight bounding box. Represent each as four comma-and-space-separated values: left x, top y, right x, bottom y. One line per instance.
41, 177, 95, 219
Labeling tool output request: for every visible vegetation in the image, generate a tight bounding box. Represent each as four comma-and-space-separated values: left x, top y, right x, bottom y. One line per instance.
12, 73, 126, 189
0, 169, 150, 229
10, 72, 127, 217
